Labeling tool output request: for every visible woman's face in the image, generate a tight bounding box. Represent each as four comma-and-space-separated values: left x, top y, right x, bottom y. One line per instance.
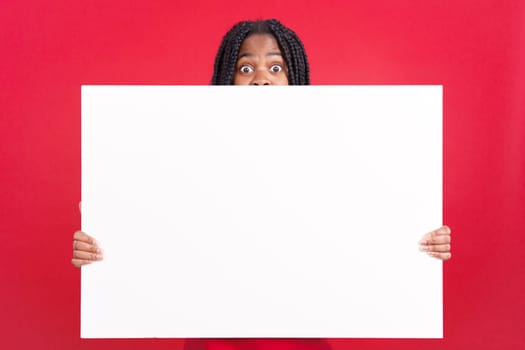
233, 34, 289, 86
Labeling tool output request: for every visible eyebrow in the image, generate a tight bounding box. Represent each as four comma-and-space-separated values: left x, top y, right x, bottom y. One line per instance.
237, 51, 283, 59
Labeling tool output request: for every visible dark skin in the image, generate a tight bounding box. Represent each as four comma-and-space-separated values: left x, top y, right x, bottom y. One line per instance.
233, 34, 289, 85
72, 34, 452, 267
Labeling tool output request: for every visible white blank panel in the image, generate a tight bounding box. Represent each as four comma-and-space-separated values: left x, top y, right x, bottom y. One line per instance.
81, 86, 442, 338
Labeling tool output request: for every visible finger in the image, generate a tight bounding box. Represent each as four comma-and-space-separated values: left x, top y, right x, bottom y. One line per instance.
436, 225, 451, 235
427, 251, 452, 261
73, 240, 102, 253
424, 234, 451, 245
73, 250, 103, 261
71, 258, 93, 267
73, 230, 97, 245
420, 227, 451, 245
420, 243, 451, 253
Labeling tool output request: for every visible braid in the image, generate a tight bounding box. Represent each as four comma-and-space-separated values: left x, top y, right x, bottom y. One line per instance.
212, 22, 251, 85
266, 19, 310, 85
211, 19, 310, 85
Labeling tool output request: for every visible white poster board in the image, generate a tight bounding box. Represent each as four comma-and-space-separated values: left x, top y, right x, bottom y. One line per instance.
81, 86, 442, 338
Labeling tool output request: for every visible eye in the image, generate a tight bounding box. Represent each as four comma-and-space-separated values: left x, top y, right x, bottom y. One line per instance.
239, 65, 254, 74
270, 64, 283, 73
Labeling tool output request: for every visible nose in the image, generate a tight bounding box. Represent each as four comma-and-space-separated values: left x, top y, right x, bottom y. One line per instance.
251, 70, 271, 85
252, 79, 270, 86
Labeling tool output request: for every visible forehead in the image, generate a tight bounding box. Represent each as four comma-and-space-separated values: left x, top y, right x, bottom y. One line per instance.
238, 34, 282, 55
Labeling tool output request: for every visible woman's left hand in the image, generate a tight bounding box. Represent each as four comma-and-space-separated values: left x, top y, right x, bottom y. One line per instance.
419, 226, 452, 261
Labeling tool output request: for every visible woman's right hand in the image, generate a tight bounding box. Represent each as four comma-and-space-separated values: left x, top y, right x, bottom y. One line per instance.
72, 230, 103, 268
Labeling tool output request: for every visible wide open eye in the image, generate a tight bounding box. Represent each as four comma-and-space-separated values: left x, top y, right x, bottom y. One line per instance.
239, 65, 254, 74
270, 64, 283, 73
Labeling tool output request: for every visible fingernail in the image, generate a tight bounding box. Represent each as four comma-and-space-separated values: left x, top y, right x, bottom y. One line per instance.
419, 246, 429, 251
440, 226, 451, 234
96, 254, 103, 260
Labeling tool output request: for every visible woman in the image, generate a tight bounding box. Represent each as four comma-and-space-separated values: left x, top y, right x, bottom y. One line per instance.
72, 18, 452, 350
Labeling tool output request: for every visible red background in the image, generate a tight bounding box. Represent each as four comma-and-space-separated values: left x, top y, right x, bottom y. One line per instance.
1, 1, 524, 349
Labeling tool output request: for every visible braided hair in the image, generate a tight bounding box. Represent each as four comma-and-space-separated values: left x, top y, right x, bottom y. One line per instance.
212, 19, 310, 85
